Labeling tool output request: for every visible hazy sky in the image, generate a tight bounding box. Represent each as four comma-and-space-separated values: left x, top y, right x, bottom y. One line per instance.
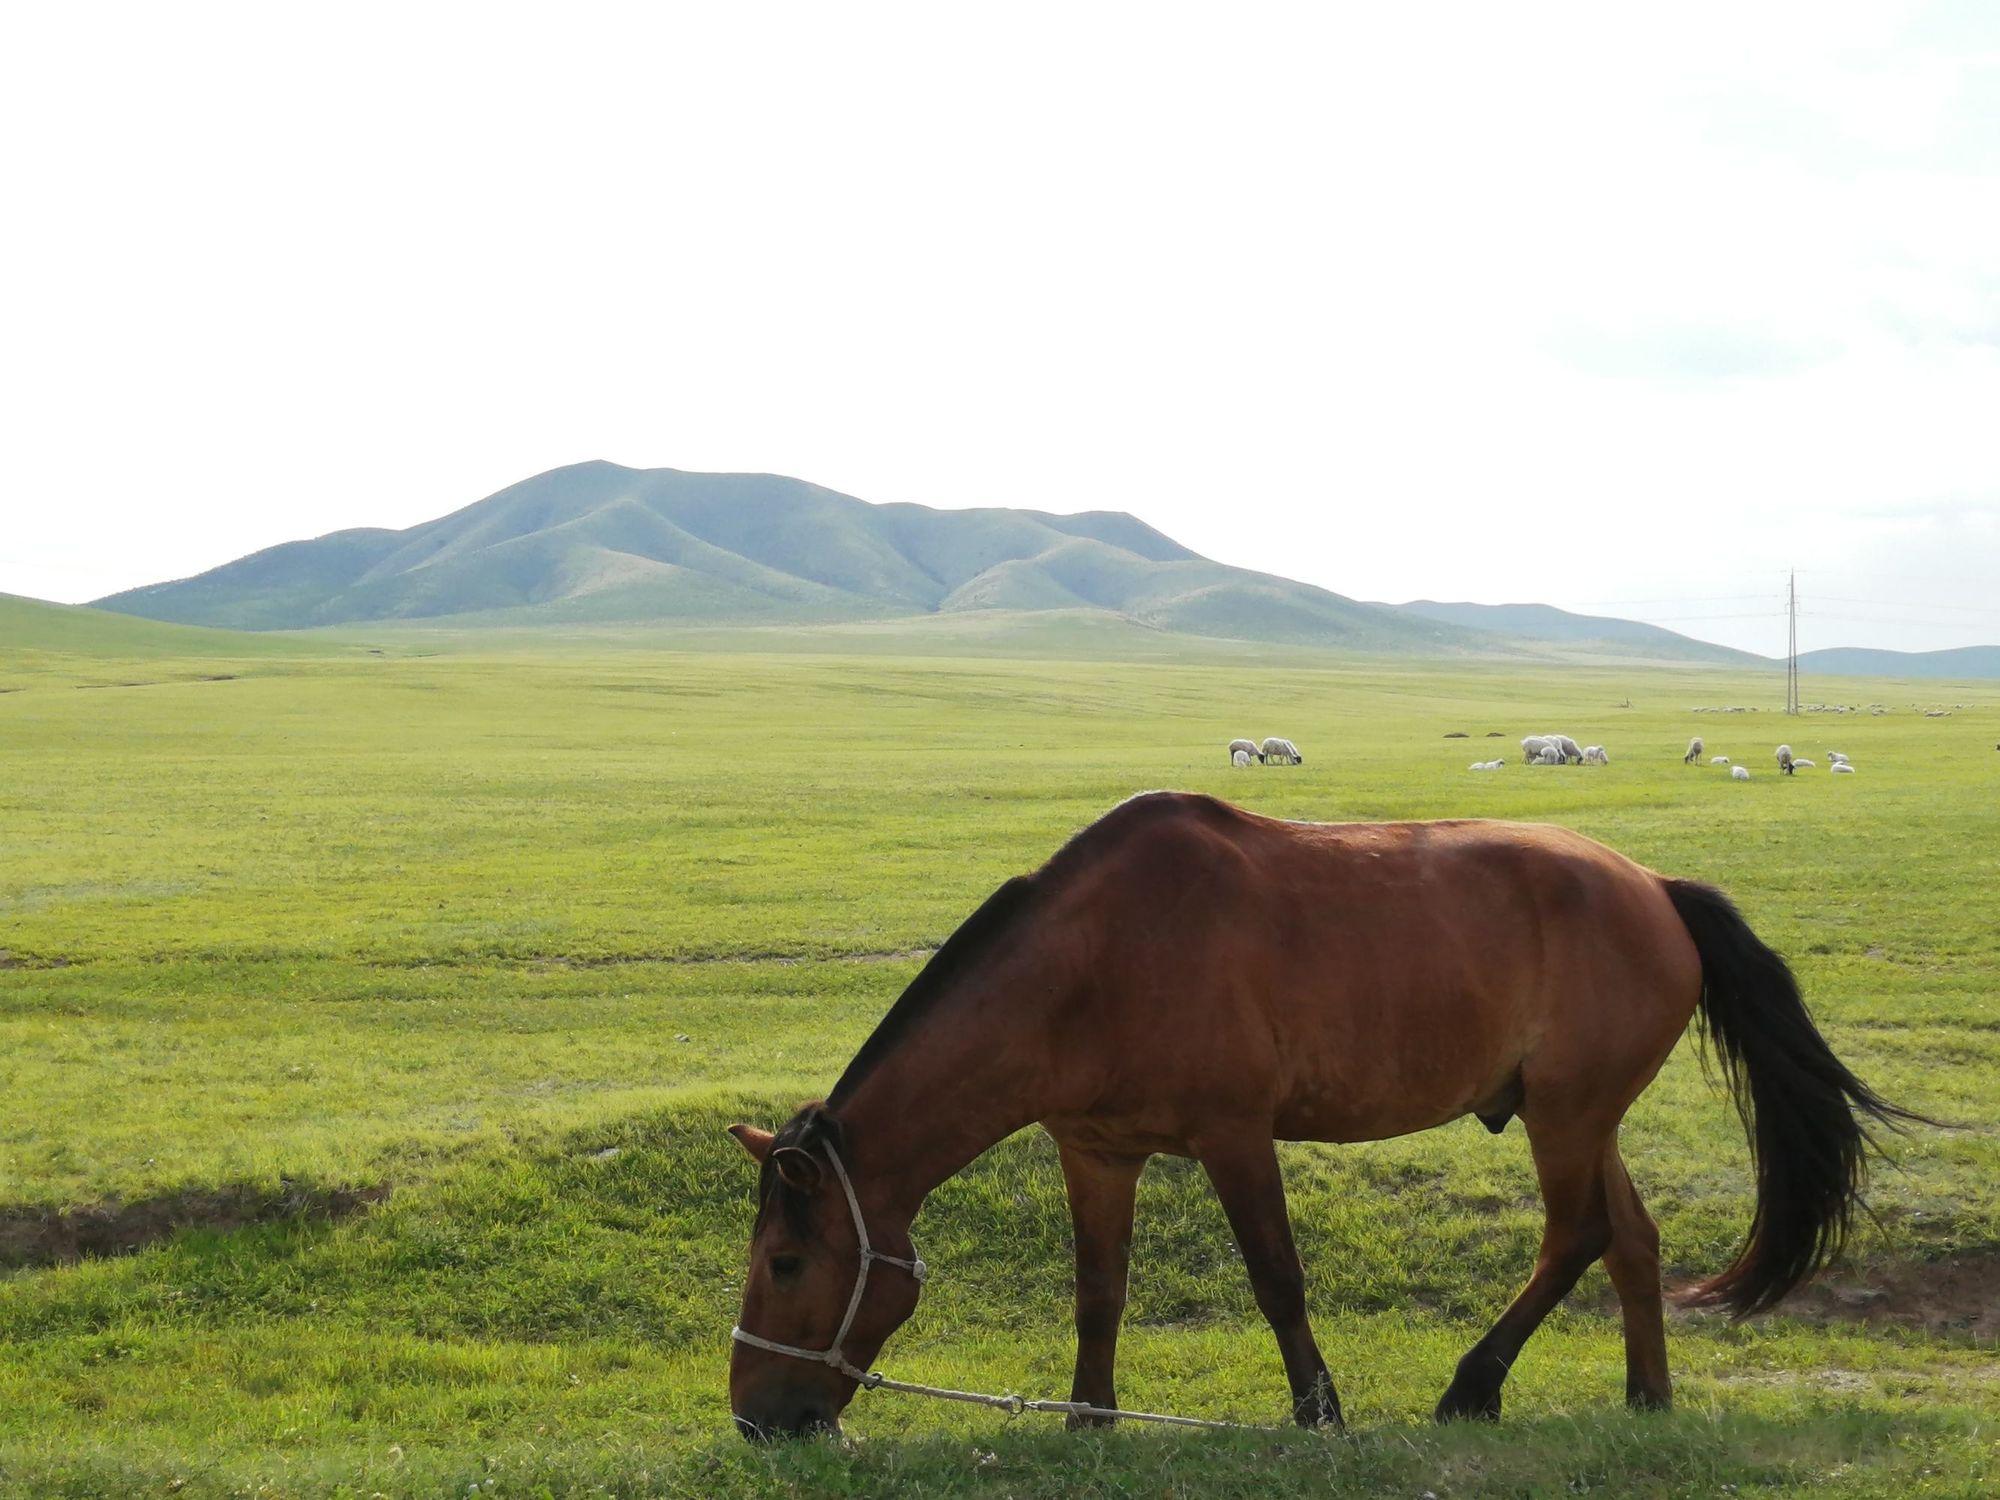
4, 3, 1997, 654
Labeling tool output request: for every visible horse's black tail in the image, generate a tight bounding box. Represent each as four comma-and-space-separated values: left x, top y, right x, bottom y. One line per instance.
1664, 878, 1933, 1317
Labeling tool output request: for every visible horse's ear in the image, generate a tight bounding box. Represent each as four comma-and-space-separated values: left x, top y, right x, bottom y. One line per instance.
727, 1124, 775, 1163
770, 1146, 823, 1193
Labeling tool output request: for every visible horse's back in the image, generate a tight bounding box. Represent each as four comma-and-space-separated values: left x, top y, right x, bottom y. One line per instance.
1040, 796, 1703, 1145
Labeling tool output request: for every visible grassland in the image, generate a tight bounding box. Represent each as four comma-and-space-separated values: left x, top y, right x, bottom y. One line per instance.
2, 619, 1997, 1497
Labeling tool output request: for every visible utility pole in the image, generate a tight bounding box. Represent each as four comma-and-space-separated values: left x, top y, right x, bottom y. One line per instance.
1786, 570, 1799, 716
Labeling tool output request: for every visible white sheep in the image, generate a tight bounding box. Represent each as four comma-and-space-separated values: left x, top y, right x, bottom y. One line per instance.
1731, 765, 1751, 781
1551, 734, 1584, 764
1827, 751, 1849, 765
1684, 736, 1704, 765
1228, 738, 1259, 763
1261, 736, 1302, 765
1776, 744, 1795, 775
1469, 759, 1505, 771
1711, 756, 1731, 766
1521, 735, 1555, 763
1791, 757, 1815, 769
1581, 745, 1609, 765
1532, 745, 1564, 765
1832, 762, 1856, 774
1232, 748, 1252, 768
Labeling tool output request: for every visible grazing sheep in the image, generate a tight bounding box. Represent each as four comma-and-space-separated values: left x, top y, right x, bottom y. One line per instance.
1731, 765, 1751, 781
1531, 745, 1564, 765
1581, 745, 1609, 765
1232, 748, 1252, 768
1521, 735, 1555, 763
1710, 756, 1731, 766
1832, 762, 1856, 774
1684, 736, 1704, 765
1261, 736, 1302, 766
1228, 738, 1259, 763
1776, 744, 1795, 775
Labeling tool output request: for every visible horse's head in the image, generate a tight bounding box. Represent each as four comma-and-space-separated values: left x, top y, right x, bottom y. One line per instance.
726, 1107, 924, 1440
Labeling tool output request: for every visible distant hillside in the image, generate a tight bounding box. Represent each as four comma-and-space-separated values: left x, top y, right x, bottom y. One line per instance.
93, 462, 1491, 652
0, 592, 311, 658
1393, 600, 1769, 666
1798, 645, 2000, 680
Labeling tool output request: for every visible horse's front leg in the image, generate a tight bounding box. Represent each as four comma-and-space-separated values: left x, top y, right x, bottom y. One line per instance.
1056, 1144, 1147, 1428
1197, 1134, 1343, 1429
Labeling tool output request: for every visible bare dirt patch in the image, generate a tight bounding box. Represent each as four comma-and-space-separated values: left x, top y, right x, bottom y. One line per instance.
0, 949, 71, 970
0, 1183, 390, 1271
1670, 1251, 2000, 1339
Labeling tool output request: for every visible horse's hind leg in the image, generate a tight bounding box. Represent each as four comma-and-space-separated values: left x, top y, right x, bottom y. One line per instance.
1197, 1135, 1342, 1429
1435, 1124, 1613, 1422
1601, 1143, 1671, 1410
1056, 1143, 1147, 1428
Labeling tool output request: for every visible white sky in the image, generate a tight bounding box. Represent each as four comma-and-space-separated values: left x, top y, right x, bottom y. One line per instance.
3, 2, 1997, 654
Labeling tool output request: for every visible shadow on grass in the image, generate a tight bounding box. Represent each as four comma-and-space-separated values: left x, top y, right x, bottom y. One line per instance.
0, 1181, 390, 1270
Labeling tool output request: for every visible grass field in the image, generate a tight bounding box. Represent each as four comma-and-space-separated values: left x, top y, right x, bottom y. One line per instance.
2, 621, 1997, 1497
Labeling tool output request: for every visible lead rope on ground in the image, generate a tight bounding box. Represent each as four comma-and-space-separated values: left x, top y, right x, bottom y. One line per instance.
853, 1368, 1267, 1430
731, 1141, 1273, 1433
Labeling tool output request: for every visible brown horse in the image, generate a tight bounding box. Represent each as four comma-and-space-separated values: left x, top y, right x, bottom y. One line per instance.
726, 792, 1922, 1438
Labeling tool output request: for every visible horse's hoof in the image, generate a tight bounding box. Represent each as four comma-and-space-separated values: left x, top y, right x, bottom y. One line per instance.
1433, 1385, 1502, 1423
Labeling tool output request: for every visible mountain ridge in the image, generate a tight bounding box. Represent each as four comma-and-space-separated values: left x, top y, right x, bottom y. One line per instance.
79, 460, 2000, 673
91, 461, 1487, 652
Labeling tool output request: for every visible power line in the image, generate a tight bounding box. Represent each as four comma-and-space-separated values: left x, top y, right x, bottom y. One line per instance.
1810, 595, 2000, 617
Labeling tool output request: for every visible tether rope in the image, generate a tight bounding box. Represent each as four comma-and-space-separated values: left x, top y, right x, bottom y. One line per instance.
731, 1142, 1274, 1432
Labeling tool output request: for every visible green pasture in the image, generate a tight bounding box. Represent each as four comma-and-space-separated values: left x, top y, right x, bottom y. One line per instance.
2, 624, 1997, 1496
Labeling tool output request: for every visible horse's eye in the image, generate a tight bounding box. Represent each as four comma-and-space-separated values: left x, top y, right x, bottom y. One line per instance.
770, 1254, 803, 1279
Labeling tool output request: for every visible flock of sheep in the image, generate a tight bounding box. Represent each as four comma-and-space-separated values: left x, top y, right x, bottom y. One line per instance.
1685, 737, 1856, 779
1469, 734, 1860, 779
1224, 730, 1872, 781
1472, 733, 1608, 771
1228, 736, 1302, 767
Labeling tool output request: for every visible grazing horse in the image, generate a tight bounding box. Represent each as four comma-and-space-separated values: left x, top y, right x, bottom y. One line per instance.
727, 792, 1922, 1439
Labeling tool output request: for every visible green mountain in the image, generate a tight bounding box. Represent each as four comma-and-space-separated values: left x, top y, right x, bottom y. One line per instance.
1796, 645, 2000, 680
1393, 600, 1769, 666
91, 462, 1487, 651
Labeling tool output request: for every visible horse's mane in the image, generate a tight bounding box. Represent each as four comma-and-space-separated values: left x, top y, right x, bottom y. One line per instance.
759, 871, 1043, 1236
827, 873, 1040, 1106
822, 794, 1235, 1111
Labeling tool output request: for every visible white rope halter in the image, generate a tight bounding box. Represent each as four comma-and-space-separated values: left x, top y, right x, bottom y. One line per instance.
731, 1141, 929, 1384
730, 1141, 1265, 1432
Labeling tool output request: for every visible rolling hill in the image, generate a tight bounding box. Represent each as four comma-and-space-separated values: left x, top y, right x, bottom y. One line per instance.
1794, 645, 2000, 680
1392, 600, 1769, 666
91, 462, 1490, 651
0, 592, 326, 659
